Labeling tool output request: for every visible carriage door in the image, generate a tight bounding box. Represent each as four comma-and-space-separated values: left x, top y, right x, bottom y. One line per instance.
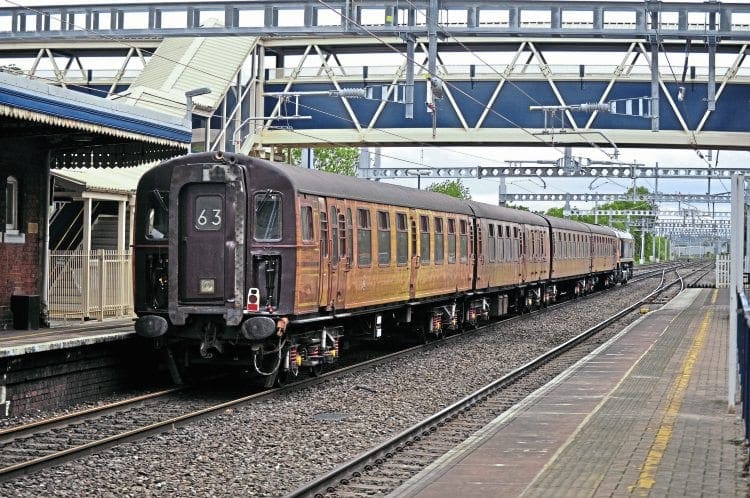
325, 201, 349, 310
519, 227, 527, 283
178, 183, 227, 303
409, 210, 419, 299
318, 199, 330, 308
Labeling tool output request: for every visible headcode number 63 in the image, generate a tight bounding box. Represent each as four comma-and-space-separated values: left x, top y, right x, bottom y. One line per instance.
197, 209, 222, 226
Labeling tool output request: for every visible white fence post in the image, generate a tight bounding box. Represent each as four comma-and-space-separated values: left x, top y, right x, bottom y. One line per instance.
98, 249, 105, 322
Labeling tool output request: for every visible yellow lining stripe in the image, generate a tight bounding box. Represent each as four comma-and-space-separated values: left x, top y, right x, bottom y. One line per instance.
630, 289, 717, 491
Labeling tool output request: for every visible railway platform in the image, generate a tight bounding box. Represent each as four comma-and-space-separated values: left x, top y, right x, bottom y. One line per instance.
390, 288, 749, 497
0, 318, 134, 358
0, 318, 141, 416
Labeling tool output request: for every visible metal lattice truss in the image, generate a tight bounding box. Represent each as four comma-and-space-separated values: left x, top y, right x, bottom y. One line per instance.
360, 164, 750, 180
629, 218, 731, 239
1, 2, 750, 152
566, 209, 731, 218
0, 44, 154, 91
498, 192, 731, 204
1, 1, 749, 42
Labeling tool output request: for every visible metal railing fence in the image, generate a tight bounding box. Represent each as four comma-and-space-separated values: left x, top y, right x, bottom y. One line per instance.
48, 250, 133, 322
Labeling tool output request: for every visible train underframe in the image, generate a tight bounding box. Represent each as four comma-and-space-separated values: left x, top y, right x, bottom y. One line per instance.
143, 269, 625, 386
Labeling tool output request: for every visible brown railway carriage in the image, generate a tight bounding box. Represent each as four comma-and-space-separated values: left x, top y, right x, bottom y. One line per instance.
274, 158, 475, 316
467, 202, 550, 291
590, 224, 619, 276
133, 152, 631, 384
547, 217, 620, 296
548, 217, 592, 283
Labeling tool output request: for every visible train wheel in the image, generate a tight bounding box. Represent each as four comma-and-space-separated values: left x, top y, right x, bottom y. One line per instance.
308, 363, 323, 377
275, 369, 291, 387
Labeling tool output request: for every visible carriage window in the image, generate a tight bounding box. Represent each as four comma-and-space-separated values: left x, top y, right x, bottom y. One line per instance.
434, 217, 444, 264
195, 195, 222, 231
254, 191, 281, 240
347, 209, 354, 262
498, 225, 504, 261
5, 176, 18, 233
377, 210, 391, 265
419, 215, 430, 264
459, 219, 468, 263
330, 207, 338, 261
357, 208, 372, 266
320, 211, 328, 258
447, 218, 457, 264
146, 189, 169, 240
339, 213, 348, 260
396, 212, 408, 265
488, 224, 495, 262
300, 206, 313, 242
530, 231, 535, 258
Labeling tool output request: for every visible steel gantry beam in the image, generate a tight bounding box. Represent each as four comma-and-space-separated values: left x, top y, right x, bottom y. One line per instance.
359, 165, 750, 181
565, 209, 731, 218
1, 1, 749, 42
498, 192, 731, 204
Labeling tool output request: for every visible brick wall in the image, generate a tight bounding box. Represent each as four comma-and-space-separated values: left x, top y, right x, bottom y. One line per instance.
0, 150, 46, 329
0, 339, 165, 416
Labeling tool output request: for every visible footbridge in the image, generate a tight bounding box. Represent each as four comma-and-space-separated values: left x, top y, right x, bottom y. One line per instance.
1, 0, 750, 153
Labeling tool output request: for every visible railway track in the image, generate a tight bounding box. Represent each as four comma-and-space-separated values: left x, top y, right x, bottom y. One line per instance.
0, 385, 263, 482
0, 264, 705, 486
285, 266, 701, 497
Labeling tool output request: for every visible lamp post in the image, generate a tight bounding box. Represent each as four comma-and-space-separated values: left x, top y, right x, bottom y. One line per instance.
185, 87, 212, 153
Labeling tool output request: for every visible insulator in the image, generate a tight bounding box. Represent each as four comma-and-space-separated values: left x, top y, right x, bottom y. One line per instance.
576, 103, 611, 113
335, 88, 367, 98
431, 78, 444, 99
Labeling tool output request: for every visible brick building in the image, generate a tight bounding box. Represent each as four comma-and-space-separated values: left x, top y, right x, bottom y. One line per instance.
0, 71, 190, 328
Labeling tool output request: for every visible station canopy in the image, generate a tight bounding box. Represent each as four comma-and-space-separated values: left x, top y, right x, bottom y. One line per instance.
0, 70, 190, 168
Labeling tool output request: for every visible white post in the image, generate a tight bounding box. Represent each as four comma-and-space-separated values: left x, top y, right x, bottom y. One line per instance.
82, 197, 92, 319
117, 200, 126, 251
728, 174, 744, 412
98, 249, 105, 322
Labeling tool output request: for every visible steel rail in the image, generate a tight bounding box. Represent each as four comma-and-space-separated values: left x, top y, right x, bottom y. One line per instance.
0, 387, 183, 443
0, 263, 688, 483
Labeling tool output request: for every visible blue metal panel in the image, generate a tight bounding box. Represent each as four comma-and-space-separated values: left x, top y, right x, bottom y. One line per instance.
703, 85, 750, 132
264, 79, 750, 135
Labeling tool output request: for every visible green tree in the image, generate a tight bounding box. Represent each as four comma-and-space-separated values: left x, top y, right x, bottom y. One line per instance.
287, 147, 358, 176
426, 179, 472, 200
504, 202, 530, 212
545, 207, 565, 218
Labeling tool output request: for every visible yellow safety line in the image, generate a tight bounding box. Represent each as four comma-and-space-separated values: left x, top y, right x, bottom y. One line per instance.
630, 289, 717, 492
